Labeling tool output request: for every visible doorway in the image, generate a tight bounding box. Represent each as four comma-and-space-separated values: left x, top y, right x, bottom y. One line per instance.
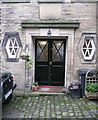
35, 38, 66, 86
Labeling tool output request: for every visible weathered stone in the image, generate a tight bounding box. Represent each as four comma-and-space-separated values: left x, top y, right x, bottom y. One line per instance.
56, 111, 61, 115
2, 95, 98, 118
62, 112, 67, 116
1, 1, 96, 91
69, 113, 75, 117
56, 115, 62, 118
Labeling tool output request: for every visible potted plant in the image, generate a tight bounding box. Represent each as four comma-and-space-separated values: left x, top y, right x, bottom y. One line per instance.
20, 53, 29, 60
20, 53, 33, 68
31, 82, 39, 92
85, 83, 98, 99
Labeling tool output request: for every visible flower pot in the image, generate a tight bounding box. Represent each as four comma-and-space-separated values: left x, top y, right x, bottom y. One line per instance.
32, 86, 38, 92
85, 90, 98, 99
20, 55, 29, 60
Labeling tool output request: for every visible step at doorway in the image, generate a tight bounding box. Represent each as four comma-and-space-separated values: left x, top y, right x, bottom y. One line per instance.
38, 86, 65, 93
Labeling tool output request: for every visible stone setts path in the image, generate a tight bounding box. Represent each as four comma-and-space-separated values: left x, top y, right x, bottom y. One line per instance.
2, 95, 98, 119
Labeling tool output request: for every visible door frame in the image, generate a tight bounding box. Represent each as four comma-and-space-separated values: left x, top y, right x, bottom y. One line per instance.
25, 28, 74, 88
35, 38, 66, 86
31, 36, 68, 87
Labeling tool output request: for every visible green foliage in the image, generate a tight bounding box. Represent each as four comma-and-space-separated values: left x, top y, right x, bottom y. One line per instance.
85, 83, 98, 92
20, 53, 33, 68
26, 54, 33, 68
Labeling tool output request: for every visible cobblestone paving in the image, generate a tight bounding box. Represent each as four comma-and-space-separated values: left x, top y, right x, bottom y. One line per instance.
2, 95, 98, 119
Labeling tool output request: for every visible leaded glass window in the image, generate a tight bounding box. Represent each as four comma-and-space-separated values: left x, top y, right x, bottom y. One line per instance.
81, 37, 95, 61
52, 41, 64, 62
3, 32, 22, 62
6, 37, 19, 59
37, 41, 48, 61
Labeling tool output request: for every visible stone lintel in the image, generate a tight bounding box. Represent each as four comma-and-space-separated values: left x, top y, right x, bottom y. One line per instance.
21, 21, 80, 28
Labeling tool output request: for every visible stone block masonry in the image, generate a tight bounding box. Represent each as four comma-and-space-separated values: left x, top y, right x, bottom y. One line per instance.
1, 1, 97, 91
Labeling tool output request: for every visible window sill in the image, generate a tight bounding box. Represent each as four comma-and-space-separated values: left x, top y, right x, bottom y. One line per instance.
2, 0, 30, 3
38, 0, 64, 3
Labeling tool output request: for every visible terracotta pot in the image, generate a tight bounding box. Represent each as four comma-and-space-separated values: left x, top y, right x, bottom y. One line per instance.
33, 87, 38, 92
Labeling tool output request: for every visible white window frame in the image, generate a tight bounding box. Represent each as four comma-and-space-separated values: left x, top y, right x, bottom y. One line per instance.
3, 32, 22, 62
81, 37, 95, 61
6, 37, 19, 59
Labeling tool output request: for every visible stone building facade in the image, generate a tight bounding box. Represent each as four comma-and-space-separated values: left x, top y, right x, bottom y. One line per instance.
1, 0, 97, 91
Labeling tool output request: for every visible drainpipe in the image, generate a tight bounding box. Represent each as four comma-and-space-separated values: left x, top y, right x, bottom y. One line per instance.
96, 3, 98, 70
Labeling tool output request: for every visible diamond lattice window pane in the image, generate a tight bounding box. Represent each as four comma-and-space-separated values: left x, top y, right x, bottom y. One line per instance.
81, 37, 95, 60
83, 43, 86, 48
3, 32, 22, 62
5, 37, 19, 59
89, 42, 92, 48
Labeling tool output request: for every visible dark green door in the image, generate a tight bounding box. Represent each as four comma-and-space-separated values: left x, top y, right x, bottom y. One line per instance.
35, 39, 65, 86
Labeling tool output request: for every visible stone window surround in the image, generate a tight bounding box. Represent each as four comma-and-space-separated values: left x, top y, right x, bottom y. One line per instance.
78, 33, 96, 64
2, 32, 22, 62
5, 37, 20, 59
81, 37, 96, 61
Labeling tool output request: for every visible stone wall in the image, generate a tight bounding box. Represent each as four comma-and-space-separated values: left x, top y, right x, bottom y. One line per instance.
71, 3, 96, 81
1, 1, 96, 90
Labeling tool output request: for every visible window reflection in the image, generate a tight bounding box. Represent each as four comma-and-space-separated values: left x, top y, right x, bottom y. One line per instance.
52, 41, 64, 62
37, 41, 48, 61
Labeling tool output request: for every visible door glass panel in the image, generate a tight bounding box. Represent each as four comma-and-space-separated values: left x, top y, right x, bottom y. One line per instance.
37, 41, 48, 61
36, 39, 65, 86
52, 41, 64, 62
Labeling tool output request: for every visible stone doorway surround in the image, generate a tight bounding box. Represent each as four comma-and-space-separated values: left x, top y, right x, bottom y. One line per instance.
21, 21, 80, 89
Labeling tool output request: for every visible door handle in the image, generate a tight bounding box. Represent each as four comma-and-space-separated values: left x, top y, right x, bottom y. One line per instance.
50, 61, 52, 66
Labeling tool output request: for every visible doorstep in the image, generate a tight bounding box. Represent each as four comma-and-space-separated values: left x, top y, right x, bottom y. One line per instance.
14, 90, 65, 97
31, 91, 64, 95
36, 86, 66, 93
14, 86, 66, 97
